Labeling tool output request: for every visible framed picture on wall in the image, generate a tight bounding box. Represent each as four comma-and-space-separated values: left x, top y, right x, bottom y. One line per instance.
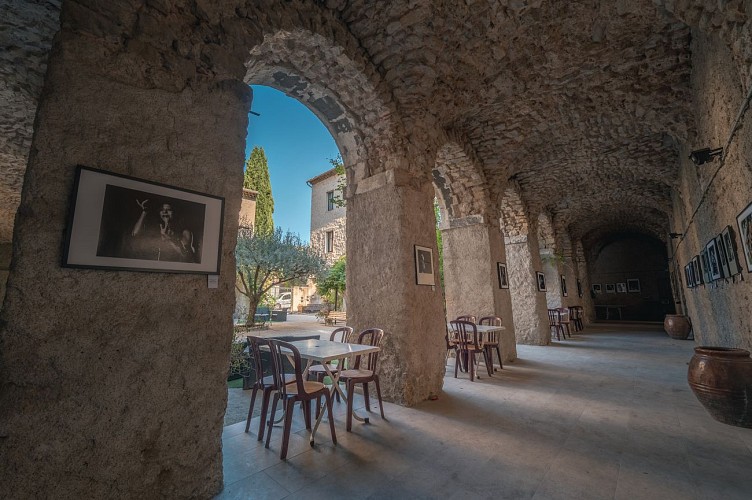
560, 275, 567, 296
414, 245, 435, 286
706, 239, 723, 280
536, 272, 546, 292
700, 250, 710, 283
627, 278, 640, 293
693, 255, 704, 285
497, 262, 509, 289
592, 283, 602, 294
684, 263, 693, 288
616, 283, 627, 293
577, 279, 583, 298
62, 166, 225, 274
737, 201, 752, 272
715, 235, 731, 278
721, 226, 741, 276
605, 283, 616, 293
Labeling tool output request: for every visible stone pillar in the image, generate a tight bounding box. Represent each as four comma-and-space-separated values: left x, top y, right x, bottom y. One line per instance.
505, 234, 551, 345
0, 242, 10, 310
541, 249, 564, 309
574, 243, 596, 324
0, 35, 248, 498
347, 169, 446, 405
442, 217, 517, 361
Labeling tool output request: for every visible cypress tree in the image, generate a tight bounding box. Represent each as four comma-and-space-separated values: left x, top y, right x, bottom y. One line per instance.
243, 146, 274, 235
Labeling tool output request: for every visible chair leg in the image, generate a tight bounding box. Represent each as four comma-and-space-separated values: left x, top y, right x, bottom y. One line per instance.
258, 387, 272, 442
346, 380, 355, 432
325, 391, 337, 445
454, 351, 460, 378
245, 384, 258, 433
304, 400, 312, 430
265, 393, 279, 449
495, 345, 503, 369
374, 376, 386, 419
280, 399, 294, 460
469, 353, 475, 382
363, 383, 371, 412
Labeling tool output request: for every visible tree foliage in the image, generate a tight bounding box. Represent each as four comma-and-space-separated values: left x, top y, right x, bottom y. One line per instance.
236, 227, 326, 324
329, 155, 346, 208
243, 146, 274, 235
317, 256, 346, 310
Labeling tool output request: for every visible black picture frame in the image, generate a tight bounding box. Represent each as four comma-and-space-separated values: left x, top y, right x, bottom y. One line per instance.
737, 201, 752, 273
616, 283, 627, 293
693, 255, 704, 286
62, 166, 224, 274
715, 234, 731, 278
577, 279, 583, 298
560, 275, 567, 297
605, 283, 615, 293
706, 238, 723, 281
497, 262, 509, 289
415, 245, 435, 286
627, 278, 640, 293
592, 284, 602, 294
536, 272, 546, 292
721, 225, 741, 276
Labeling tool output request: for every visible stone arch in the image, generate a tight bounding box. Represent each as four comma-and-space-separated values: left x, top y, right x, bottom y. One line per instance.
537, 212, 557, 253
500, 182, 530, 243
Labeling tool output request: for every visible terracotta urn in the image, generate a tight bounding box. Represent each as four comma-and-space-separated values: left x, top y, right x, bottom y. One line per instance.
664, 314, 691, 340
687, 347, 752, 428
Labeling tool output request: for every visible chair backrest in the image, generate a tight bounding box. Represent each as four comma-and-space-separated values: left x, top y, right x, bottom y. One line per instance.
479, 316, 502, 326
547, 309, 561, 326
330, 326, 354, 343
449, 320, 481, 350
354, 328, 384, 371
557, 307, 570, 321
246, 336, 267, 387
455, 315, 477, 324
266, 338, 306, 398
569, 307, 580, 320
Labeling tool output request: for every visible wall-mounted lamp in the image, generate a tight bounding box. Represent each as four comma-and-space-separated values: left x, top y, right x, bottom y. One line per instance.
689, 147, 723, 166
669, 232, 683, 239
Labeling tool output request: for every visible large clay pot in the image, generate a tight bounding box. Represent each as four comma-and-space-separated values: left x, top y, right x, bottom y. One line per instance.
687, 347, 752, 428
664, 314, 691, 339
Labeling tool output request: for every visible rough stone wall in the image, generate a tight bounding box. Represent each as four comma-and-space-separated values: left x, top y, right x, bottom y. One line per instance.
310, 219, 346, 266
310, 172, 346, 233
0, 0, 60, 242
0, 242, 10, 309
574, 240, 596, 323
671, 29, 752, 350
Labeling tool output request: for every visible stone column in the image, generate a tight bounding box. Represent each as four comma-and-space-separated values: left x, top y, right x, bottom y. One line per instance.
442, 217, 517, 361
0, 35, 247, 498
575, 243, 596, 323
347, 169, 446, 405
505, 234, 551, 345
541, 249, 564, 309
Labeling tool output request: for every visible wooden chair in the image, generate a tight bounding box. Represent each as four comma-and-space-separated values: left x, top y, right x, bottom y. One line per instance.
449, 320, 490, 381
455, 315, 477, 323
570, 306, 584, 331
307, 326, 353, 402
548, 309, 565, 340
339, 328, 386, 432
479, 316, 503, 371
264, 339, 336, 459
557, 308, 572, 338
244, 336, 295, 442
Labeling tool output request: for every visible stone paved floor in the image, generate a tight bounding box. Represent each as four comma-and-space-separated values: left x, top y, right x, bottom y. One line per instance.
217, 324, 752, 499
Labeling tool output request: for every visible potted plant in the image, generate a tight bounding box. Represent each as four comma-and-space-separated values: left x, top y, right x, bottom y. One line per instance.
228, 338, 255, 390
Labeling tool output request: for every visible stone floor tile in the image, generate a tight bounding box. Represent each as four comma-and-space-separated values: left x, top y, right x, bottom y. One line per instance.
216, 471, 289, 500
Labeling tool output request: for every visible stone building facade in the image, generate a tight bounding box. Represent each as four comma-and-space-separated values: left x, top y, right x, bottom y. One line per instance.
1, 1, 751, 498
308, 167, 346, 265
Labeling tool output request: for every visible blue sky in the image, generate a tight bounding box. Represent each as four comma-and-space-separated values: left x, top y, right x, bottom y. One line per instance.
244, 85, 340, 242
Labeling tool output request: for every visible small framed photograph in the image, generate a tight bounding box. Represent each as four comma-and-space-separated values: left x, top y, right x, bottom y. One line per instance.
536, 272, 546, 292
693, 255, 704, 285
705, 238, 723, 281
737, 201, 752, 272
627, 278, 640, 293
715, 235, 731, 278
414, 245, 435, 286
577, 279, 583, 298
497, 262, 509, 289
616, 282, 627, 293
684, 264, 693, 288
592, 283, 602, 294
62, 166, 224, 274
560, 275, 567, 297
722, 226, 741, 276
700, 250, 711, 283
605, 283, 616, 293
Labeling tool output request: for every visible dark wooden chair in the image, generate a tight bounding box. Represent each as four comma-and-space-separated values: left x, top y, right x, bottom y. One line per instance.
548, 309, 565, 340
479, 316, 503, 371
244, 336, 295, 442
570, 306, 584, 331
264, 339, 336, 459
557, 307, 572, 338
455, 315, 477, 323
307, 326, 353, 402
339, 328, 386, 432
449, 320, 490, 381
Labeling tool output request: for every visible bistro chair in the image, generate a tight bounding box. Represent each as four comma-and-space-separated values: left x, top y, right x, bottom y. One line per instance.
339, 328, 386, 432
455, 315, 477, 324
479, 316, 503, 371
244, 336, 295, 442
307, 326, 354, 402
570, 306, 584, 331
557, 307, 572, 338
264, 339, 336, 460
449, 320, 490, 381
548, 309, 565, 340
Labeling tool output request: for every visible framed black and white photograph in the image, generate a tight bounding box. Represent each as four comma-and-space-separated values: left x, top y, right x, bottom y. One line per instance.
616, 282, 627, 293
693, 255, 704, 285
577, 279, 583, 298
706, 238, 723, 281
605, 283, 616, 293
497, 262, 509, 289
560, 275, 567, 297
63, 166, 224, 274
700, 250, 711, 283
684, 264, 693, 288
415, 245, 435, 286
715, 235, 731, 278
738, 201, 752, 272
592, 283, 602, 294
627, 278, 640, 293
536, 272, 546, 292
721, 226, 741, 276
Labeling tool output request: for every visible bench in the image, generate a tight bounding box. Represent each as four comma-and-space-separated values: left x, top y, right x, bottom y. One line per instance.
325, 311, 347, 325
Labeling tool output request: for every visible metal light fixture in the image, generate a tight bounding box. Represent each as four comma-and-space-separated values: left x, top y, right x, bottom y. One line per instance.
669, 232, 683, 239
689, 147, 723, 165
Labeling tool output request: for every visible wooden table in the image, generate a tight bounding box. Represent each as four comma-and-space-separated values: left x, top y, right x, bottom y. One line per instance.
446, 323, 506, 374
595, 304, 623, 320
